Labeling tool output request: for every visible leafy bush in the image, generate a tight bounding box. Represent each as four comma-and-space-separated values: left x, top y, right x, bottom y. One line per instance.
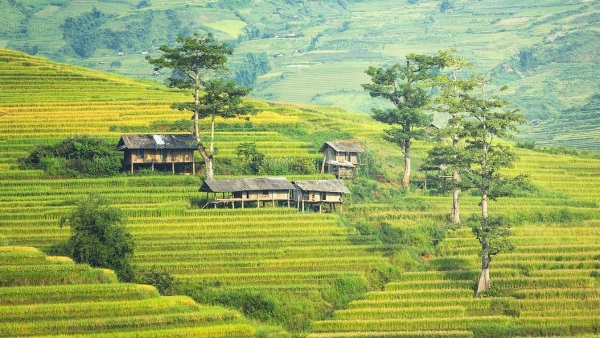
322, 276, 368, 311
19, 135, 121, 177
59, 195, 134, 282
135, 266, 178, 295
181, 282, 282, 322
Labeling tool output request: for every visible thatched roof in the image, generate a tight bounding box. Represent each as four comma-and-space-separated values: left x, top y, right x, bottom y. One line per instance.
200, 177, 295, 193
117, 134, 197, 151
319, 140, 364, 153
292, 180, 351, 194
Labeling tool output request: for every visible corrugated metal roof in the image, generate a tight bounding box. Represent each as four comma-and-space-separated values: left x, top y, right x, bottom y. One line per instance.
292, 180, 351, 194
116, 134, 197, 151
319, 140, 364, 153
200, 177, 295, 193
326, 160, 355, 168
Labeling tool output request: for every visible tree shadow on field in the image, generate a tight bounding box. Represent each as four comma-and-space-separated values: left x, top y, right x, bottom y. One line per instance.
427, 257, 478, 281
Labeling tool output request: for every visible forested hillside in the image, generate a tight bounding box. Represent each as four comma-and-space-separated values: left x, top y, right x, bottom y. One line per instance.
0, 0, 598, 151
1, 49, 600, 337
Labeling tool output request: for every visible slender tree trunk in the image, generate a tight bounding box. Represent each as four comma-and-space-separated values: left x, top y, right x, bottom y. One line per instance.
476, 248, 491, 297
451, 136, 460, 224
452, 179, 460, 224
201, 115, 216, 180
476, 131, 490, 296
403, 138, 411, 191
193, 79, 200, 139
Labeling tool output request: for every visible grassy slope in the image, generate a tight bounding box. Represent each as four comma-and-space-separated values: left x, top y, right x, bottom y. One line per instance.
1, 49, 600, 337
0, 246, 256, 337
0, 0, 598, 151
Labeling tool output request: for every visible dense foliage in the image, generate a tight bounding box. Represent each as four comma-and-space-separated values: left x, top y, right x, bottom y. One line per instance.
18, 135, 121, 177
59, 195, 134, 282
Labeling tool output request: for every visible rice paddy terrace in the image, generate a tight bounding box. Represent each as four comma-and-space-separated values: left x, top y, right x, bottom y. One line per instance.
0, 246, 255, 337
1, 49, 600, 337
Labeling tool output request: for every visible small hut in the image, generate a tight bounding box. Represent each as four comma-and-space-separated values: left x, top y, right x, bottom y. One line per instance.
199, 177, 295, 209
117, 134, 197, 174
292, 179, 351, 213
319, 140, 364, 179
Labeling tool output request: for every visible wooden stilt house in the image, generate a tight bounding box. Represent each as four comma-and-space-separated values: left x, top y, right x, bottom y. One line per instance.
292, 179, 351, 213
117, 134, 197, 174
319, 140, 364, 179
199, 177, 295, 209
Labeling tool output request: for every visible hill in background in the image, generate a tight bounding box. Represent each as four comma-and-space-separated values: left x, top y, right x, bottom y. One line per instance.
0, 0, 598, 151
1, 48, 600, 337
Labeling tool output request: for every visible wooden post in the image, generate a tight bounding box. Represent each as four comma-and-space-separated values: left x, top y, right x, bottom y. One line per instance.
151, 161, 154, 171
172, 162, 175, 174
320, 156, 327, 174
319, 203, 322, 213
192, 158, 196, 175
130, 162, 133, 175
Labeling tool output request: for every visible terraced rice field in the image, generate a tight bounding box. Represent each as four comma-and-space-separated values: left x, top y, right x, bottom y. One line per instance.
2, 48, 600, 337
308, 150, 600, 337
0, 246, 255, 337
0, 49, 394, 335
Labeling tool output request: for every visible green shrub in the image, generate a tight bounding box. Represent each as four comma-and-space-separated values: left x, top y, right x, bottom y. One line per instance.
135, 266, 178, 295
322, 276, 368, 311
59, 195, 134, 282
18, 135, 121, 178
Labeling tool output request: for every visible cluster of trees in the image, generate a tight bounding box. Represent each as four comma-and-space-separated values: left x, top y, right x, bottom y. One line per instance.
61, 7, 184, 58
363, 50, 524, 295
233, 52, 271, 87
18, 135, 121, 177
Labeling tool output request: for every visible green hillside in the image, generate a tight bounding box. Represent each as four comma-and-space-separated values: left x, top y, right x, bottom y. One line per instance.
0, 0, 598, 151
1, 49, 600, 337
0, 246, 255, 337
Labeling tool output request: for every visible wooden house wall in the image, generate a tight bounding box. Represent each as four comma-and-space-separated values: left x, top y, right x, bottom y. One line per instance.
123, 149, 194, 165
295, 190, 343, 203
231, 190, 290, 201
323, 146, 359, 165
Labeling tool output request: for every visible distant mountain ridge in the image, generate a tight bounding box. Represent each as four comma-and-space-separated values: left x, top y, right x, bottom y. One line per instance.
0, 0, 598, 151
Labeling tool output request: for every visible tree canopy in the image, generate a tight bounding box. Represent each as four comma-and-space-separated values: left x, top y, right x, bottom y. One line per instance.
362, 53, 447, 189
60, 195, 134, 282
147, 33, 255, 179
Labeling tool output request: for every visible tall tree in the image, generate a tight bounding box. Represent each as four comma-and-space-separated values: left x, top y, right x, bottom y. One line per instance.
59, 195, 134, 282
425, 50, 476, 223
460, 79, 525, 296
362, 54, 446, 190
171, 78, 255, 178
147, 34, 250, 179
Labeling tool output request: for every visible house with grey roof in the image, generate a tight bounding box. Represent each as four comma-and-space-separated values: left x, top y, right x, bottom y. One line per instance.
117, 134, 197, 174
199, 177, 295, 209
319, 140, 364, 179
292, 179, 351, 212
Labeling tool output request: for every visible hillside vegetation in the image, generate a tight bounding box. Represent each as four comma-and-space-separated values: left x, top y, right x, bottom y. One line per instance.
0, 246, 256, 337
1, 49, 600, 337
0, 0, 598, 151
